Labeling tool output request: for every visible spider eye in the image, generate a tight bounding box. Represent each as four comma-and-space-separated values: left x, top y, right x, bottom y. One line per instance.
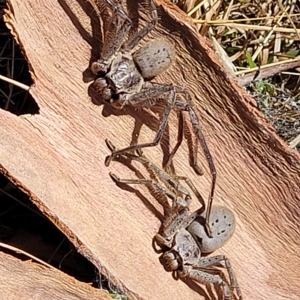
91, 61, 108, 75
96, 70, 106, 77
111, 94, 119, 101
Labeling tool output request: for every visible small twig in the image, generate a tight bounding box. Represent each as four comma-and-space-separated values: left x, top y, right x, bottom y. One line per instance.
277, 0, 300, 40
192, 13, 300, 24
187, 0, 205, 17
236, 57, 300, 86
252, 8, 288, 62
0, 74, 31, 91
0, 241, 55, 270
281, 71, 300, 76
289, 134, 300, 149
212, 23, 300, 34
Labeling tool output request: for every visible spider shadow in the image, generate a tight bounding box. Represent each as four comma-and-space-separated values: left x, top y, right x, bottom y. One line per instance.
59, 0, 181, 170
59, 0, 125, 83
59, 0, 202, 175
88, 85, 177, 170
109, 154, 166, 223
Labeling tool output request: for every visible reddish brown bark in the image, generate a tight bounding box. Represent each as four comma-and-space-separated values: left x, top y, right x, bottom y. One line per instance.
1, 0, 299, 299
0, 251, 112, 300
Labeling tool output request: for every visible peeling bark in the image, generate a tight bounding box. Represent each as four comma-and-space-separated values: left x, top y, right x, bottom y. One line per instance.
1, 0, 299, 299
0, 251, 112, 299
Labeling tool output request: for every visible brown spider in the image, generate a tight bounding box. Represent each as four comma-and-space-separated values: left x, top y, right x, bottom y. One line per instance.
91, 0, 216, 235
107, 142, 243, 300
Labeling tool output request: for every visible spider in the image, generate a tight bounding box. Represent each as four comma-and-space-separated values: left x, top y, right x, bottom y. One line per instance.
92, 0, 216, 235
107, 142, 243, 300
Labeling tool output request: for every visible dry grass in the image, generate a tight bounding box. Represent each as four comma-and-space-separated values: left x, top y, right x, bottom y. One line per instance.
172, 0, 300, 150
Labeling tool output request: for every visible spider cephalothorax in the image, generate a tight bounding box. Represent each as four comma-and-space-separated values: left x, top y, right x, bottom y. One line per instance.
92, 39, 175, 104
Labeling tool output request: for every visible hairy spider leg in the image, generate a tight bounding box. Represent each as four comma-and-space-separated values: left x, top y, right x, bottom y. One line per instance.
96, 0, 158, 63
164, 110, 203, 175
108, 148, 206, 210
171, 100, 216, 237
105, 85, 216, 237
180, 255, 243, 300
107, 145, 206, 243
121, 0, 158, 52
92, 0, 132, 73
105, 83, 178, 165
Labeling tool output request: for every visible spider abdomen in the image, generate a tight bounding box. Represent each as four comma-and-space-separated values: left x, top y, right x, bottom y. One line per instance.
133, 39, 175, 79
188, 205, 236, 253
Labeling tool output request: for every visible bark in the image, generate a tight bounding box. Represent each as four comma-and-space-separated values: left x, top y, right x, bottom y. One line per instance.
0, 251, 112, 300
1, 0, 299, 299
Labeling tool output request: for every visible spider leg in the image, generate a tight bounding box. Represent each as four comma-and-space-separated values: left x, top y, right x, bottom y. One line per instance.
119, 85, 204, 178
175, 175, 205, 210
92, 0, 132, 74
172, 96, 216, 238
113, 151, 206, 209
110, 170, 189, 209
154, 210, 190, 247
122, 152, 206, 211
188, 105, 216, 238
107, 143, 199, 220
163, 110, 184, 172
105, 84, 215, 236
180, 255, 243, 300
121, 0, 158, 52
110, 169, 195, 240
105, 83, 177, 166
221, 256, 243, 300
164, 110, 204, 176
107, 147, 205, 246
192, 134, 202, 174
105, 83, 205, 168
180, 265, 232, 300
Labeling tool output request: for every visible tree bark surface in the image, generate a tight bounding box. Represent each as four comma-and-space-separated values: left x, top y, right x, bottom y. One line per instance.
0, 251, 112, 300
1, 0, 299, 299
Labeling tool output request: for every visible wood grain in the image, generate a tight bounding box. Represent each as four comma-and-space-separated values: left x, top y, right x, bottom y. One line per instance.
1, 0, 299, 299
0, 251, 112, 299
